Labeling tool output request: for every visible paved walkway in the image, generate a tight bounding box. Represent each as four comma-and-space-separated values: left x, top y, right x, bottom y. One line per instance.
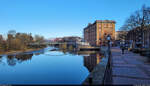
111, 47, 150, 85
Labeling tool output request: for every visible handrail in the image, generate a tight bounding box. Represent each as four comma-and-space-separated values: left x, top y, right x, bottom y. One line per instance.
102, 47, 112, 85
82, 46, 112, 85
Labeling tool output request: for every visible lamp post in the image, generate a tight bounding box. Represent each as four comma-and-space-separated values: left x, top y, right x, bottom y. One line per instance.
107, 35, 111, 52
99, 38, 101, 47
107, 34, 112, 81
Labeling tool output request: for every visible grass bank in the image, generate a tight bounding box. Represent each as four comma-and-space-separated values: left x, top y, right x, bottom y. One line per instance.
0, 48, 44, 55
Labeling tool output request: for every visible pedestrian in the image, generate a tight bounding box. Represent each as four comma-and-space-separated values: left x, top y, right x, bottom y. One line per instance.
122, 44, 125, 54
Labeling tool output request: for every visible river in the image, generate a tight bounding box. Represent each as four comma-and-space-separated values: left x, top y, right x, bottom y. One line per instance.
0, 46, 105, 84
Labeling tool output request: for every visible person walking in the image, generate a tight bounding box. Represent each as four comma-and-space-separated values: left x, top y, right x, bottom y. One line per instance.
121, 44, 125, 54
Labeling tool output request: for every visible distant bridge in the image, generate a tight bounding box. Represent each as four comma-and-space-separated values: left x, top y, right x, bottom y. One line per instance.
29, 42, 77, 45
28, 42, 99, 51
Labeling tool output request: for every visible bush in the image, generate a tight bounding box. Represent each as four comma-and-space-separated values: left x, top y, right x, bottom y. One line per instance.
132, 48, 140, 53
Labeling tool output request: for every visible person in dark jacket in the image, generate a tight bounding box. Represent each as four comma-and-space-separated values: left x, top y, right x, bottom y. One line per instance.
121, 44, 125, 54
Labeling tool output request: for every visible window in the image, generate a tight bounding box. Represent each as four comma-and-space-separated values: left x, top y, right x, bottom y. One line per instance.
109, 24, 113, 27
99, 24, 101, 27
99, 28, 101, 32
104, 24, 107, 28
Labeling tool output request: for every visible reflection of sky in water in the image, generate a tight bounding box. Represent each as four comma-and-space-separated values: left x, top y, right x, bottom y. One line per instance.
44, 51, 65, 56
0, 47, 104, 84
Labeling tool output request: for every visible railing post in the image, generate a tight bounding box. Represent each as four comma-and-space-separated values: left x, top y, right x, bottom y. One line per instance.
89, 77, 93, 85
103, 39, 112, 85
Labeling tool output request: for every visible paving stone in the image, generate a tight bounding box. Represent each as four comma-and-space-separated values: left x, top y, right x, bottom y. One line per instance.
113, 77, 150, 85
113, 64, 136, 68
112, 67, 149, 78
125, 59, 144, 65
138, 64, 150, 76
113, 61, 126, 64
112, 58, 123, 62
111, 47, 150, 84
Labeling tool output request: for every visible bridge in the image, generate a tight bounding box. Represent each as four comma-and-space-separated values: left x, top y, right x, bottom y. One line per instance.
29, 42, 77, 46
28, 42, 98, 51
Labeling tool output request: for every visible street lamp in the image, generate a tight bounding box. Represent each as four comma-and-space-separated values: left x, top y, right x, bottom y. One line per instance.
107, 35, 111, 52
107, 35, 111, 43
107, 34, 111, 70
99, 38, 101, 47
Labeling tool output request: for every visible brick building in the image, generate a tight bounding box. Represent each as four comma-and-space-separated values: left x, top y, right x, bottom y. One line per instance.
143, 26, 150, 48
126, 25, 150, 48
84, 20, 116, 46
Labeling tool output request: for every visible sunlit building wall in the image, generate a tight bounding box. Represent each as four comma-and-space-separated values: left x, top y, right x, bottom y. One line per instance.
84, 20, 116, 46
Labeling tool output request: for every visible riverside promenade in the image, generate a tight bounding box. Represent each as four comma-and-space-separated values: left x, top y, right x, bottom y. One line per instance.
111, 47, 150, 85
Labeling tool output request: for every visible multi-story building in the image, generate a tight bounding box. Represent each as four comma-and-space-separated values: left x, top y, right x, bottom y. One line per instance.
84, 20, 116, 46
143, 25, 150, 48
126, 27, 141, 48
126, 25, 150, 48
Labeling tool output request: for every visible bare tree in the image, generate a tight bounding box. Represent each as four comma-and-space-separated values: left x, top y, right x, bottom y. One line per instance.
8, 30, 16, 37
34, 35, 45, 44
120, 5, 150, 48
121, 5, 150, 31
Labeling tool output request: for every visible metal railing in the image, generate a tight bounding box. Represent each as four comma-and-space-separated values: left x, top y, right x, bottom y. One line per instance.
103, 47, 112, 85
82, 46, 112, 85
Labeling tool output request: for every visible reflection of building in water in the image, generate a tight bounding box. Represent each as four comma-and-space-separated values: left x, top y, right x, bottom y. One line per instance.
7, 54, 33, 66
83, 53, 102, 72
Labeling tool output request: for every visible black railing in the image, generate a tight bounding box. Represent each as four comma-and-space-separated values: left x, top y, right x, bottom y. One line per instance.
103, 47, 112, 85
82, 46, 112, 85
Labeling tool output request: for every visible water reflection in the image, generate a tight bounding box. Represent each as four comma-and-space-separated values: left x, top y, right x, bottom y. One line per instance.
34, 50, 45, 56
84, 53, 105, 72
0, 56, 2, 63
1, 48, 105, 70
0, 47, 106, 84
60, 49, 105, 72
7, 54, 33, 66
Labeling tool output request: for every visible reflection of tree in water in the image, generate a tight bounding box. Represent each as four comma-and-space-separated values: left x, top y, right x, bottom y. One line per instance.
16, 54, 33, 61
0, 56, 2, 64
7, 55, 17, 66
84, 53, 104, 72
35, 53, 40, 56
59, 49, 67, 54
62, 50, 67, 54
7, 54, 33, 66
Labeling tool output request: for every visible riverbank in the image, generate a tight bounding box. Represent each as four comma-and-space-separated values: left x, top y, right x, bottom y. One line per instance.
82, 46, 111, 85
0, 48, 44, 55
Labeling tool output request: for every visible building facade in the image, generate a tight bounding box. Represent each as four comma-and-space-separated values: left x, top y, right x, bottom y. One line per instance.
126, 25, 150, 48
84, 20, 116, 46
143, 26, 150, 48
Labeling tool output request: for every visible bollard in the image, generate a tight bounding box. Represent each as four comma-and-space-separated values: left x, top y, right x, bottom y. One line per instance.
89, 77, 93, 85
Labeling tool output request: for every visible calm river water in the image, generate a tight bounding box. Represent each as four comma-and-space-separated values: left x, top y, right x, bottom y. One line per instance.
0, 47, 105, 84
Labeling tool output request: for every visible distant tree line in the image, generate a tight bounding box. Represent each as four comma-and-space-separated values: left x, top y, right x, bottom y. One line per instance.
0, 30, 45, 53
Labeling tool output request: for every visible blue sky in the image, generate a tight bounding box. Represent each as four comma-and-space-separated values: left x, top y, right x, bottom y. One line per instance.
0, 0, 150, 39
